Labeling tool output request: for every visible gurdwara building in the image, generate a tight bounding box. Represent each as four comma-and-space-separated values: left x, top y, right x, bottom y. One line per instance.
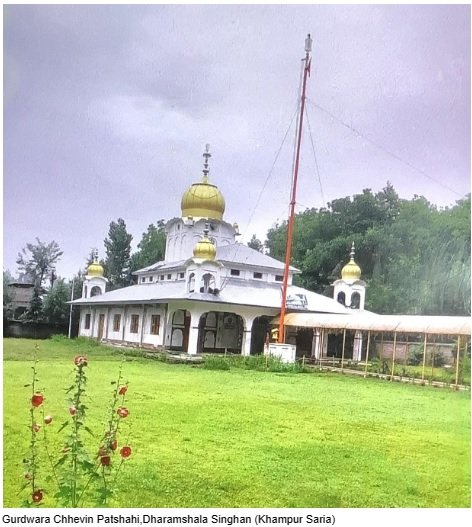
72, 148, 365, 356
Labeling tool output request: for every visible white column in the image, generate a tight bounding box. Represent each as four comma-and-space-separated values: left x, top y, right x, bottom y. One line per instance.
353, 330, 363, 361
241, 316, 255, 356
187, 308, 205, 355
312, 329, 321, 358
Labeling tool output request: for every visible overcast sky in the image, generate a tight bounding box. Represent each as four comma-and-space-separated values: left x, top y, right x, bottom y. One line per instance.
4, 4, 470, 280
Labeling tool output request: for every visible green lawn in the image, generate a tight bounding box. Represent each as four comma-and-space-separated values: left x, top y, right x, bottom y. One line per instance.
3, 338, 470, 508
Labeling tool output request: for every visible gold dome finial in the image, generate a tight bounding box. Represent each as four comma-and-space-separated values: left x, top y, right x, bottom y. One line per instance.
341, 242, 361, 281
193, 223, 217, 261
87, 249, 104, 277
181, 145, 226, 220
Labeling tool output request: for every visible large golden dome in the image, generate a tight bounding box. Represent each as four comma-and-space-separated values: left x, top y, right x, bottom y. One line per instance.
341, 243, 361, 281
181, 175, 225, 220
193, 231, 217, 261
181, 145, 225, 220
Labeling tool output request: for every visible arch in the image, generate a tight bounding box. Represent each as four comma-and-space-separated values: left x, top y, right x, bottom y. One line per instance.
200, 272, 216, 293
188, 273, 196, 293
170, 309, 191, 352
198, 311, 244, 353
337, 291, 346, 305
250, 315, 272, 355
90, 286, 102, 297
351, 292, 361, 309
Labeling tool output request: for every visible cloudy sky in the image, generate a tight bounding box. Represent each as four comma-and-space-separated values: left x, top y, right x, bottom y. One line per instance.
4, 4, 470, 280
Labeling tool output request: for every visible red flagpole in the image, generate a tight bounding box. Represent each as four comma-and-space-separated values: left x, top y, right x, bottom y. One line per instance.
278, 34, 312, 343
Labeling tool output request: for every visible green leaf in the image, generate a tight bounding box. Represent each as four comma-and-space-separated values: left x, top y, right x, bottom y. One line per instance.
57, 421, 69, 433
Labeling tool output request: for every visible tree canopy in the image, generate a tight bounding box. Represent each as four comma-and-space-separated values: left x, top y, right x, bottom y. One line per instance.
266, 184, 470, 316
16, 238, 63, 288
129, 221, 166, 276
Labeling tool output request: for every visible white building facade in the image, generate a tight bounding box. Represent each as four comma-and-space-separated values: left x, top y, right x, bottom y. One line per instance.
73, 148, 354, 356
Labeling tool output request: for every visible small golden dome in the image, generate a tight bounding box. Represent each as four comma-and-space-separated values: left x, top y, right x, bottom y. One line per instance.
87, 252, 104, 277
341, 243, 361, 281
193, 231, 217, 261
181, 145, 225, 220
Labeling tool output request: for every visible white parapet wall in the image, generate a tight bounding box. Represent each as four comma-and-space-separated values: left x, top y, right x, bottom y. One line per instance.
268, 343, 297, 363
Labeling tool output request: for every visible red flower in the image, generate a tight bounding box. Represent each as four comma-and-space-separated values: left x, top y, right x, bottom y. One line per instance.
32, 489, 43, 503
74, 355, 87, 367
31, 393, 44, 407
69, 405, 76, 416
118, 385, 128, 396
100, 455, 111, 466
32, 423, 41, 433
110, 439, 117, 451
120, 446, 132, 458
44, 415, 52, 425
117, 407, 129, 418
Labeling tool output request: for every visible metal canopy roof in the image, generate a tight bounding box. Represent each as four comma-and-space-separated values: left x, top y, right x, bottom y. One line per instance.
272, 312, 471, 336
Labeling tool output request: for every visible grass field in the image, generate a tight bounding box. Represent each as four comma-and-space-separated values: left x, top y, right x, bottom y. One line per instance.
3, 337, 470, 508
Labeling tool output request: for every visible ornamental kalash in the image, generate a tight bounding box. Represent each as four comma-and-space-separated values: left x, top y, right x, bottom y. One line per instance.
72, 146, 365, 358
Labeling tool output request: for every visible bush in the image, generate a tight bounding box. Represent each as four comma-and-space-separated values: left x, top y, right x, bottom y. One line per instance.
203, 356, 230, 370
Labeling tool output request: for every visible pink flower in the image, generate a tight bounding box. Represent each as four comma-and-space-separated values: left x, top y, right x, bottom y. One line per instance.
32, 489, 43, 503
118, 386, 128, 396
100, 455, 111, 466
31, 393, 44, 407
44, 415, 52, 425
32, 423, 41, 433
120, 446, 132, 458
74, 355, 87, 367
69, 405, 76, 416
117, 407, 129, 418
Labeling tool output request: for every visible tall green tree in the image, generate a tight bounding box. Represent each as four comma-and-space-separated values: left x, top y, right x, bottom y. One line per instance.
129, 221, 166, 276
43, 279, 70, 324
16, 238, 63, 288
104, 219, 133, 289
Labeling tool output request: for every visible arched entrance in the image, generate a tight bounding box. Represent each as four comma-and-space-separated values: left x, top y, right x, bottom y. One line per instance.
170, 309, 191, 352
250, 316, 272, 355
198, 311, 243, 353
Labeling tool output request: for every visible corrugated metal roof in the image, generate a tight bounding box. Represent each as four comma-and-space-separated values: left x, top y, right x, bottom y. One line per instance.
272, 312, 471, 335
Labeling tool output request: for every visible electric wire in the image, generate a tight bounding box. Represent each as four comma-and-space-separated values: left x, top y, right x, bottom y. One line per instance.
218, 104, 300, 293
304, 104, 327, 208
308, 99, 463, 198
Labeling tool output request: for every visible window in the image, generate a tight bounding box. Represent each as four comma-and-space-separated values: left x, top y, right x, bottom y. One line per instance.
179, 272, 185, 279
253, 272, 263, 279
160, 275, 165, 281
130, 314, 139, 333
167, 274, 172, 280
337, 292, 346, 306
141, 277, 145, 283
150, 315, 160, 335
84, 314, 91, 329
230, 269, 240, 276
351, 292, 361, 309
275, 275, 283, 282
113, 314, 121, 332
149, 276, 153, 282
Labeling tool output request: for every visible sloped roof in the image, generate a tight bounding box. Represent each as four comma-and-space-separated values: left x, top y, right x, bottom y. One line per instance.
70, 280, 350, 314
273, 312, 471, 336
133, 244, 298, 275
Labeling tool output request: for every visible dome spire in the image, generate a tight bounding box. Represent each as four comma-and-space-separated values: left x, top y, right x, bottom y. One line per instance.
202, 144, 211, 183
341, 242, 361, 281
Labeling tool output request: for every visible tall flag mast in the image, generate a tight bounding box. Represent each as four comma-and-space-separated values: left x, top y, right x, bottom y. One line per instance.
278, 34, 312, 344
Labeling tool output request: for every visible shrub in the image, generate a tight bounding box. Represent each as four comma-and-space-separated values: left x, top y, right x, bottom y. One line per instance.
203, 356, 230, 370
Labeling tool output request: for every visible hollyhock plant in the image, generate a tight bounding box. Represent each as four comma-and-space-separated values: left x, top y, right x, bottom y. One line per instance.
22, 347, 133, 507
